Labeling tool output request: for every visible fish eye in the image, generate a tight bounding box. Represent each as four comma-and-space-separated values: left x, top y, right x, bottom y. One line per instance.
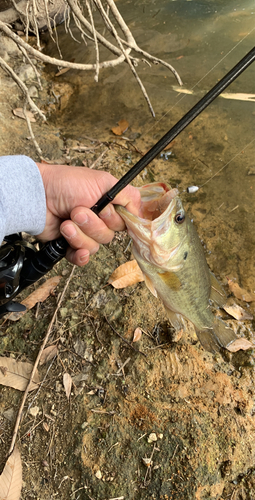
175, 212, 185, 224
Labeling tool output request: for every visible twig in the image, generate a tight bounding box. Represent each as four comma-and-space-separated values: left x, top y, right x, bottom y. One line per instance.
89, 148, 108, 169
144, 443, 156, 486
23, 101, 43, 157
104, 316, 147, 357
8, 265, 76, 456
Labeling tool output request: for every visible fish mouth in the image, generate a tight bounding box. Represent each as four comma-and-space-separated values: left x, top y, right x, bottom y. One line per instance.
116, 182, 178, 226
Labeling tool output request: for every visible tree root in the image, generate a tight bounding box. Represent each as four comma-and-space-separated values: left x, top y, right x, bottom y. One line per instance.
0, 0, 183, 154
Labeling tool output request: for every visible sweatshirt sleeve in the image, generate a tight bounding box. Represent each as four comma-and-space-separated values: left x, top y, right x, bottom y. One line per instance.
0, 155, 46, 243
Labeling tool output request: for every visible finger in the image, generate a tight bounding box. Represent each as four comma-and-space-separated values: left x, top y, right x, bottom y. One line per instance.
65, 247, 90, 267
71, 207, 115, 244
99, 203, 126, 231
113, 185, 141, 215
60, 220, 100, 255
99, 185, 141, 231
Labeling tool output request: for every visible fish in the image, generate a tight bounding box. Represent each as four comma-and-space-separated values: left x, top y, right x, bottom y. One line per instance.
116, 182, 239, 354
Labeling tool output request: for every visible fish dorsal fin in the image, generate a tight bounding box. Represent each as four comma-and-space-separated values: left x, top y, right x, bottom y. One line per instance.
158, 271, 182, 291
210, 271, 227, 308
143, 272, 158, 297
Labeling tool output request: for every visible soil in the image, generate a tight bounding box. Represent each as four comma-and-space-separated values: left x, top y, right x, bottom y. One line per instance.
1, 32, 255, 500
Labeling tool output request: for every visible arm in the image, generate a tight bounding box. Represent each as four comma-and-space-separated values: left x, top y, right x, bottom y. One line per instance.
0, 155, 46, 243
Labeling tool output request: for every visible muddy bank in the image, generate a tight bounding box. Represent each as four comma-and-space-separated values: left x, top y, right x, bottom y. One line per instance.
0, 31, 255, 500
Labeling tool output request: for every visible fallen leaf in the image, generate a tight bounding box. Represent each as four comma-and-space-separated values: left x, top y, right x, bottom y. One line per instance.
108, 260, 144, 289
0, 446, 22, 500
63, 373, 72, 400
111, 119, 129, 136
39, 345, 58, 365
133, 327, 142, 342
226, 277, 255, 302
220, 92, 255, 102
55, 67, 71, 76
8, 276, 62, 321
223, 303, 253, 321
227, 338, 254, 353
43, 422, 50, 432
0, 357, 40, 391
12, 108, 36, 122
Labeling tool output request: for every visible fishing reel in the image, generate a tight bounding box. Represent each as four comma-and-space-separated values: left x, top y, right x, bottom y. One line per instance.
0, 234, 67, 317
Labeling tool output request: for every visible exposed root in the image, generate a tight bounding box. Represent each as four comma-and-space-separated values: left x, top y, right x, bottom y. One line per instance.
0, 0, 183, 152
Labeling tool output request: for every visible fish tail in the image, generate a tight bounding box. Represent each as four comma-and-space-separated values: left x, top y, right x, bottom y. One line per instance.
195, 318, 238, 354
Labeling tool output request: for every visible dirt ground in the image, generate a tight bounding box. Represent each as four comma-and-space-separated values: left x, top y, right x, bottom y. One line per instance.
1, 33, 255, 500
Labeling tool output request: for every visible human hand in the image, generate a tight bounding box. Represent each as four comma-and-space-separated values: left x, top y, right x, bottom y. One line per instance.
36, 163, 140, 266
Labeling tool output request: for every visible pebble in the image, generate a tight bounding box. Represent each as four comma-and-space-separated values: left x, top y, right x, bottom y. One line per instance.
247, 166, 255, 176
29, 406, 40, 417
148, 432, 157, 443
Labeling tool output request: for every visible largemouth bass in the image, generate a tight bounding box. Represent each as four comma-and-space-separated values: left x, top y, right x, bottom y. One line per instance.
116, 182, 238, 353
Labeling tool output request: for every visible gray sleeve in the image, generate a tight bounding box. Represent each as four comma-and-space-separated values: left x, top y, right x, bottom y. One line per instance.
0, 155, 46, 242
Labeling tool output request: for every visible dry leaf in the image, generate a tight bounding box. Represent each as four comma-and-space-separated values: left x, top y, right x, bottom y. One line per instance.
43, 422, 50, 432
39, 345, 58, 365
12, 108, 36, 122
111, 119, 129, 136
0, 357, 40, 391
227, 338, 254, 353
226, 278, 255, 302
63, 373, 72, 400
55, 67, 71, 76
108, 260, 144, 289
8, 276, 62, 321
220, 92, 255, 102
223, 303, 253, 321
133, 327, 142, 342
0, 446, 22, 500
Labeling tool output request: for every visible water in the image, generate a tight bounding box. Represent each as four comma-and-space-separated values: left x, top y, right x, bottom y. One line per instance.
44, 0, 255, 304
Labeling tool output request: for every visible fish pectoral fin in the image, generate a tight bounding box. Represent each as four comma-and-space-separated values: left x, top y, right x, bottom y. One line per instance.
158, 271, 182, 291
143, 272, 158, 297
164, 306, 185, 331
195, 318, 238, 354
209, 271, 227, 308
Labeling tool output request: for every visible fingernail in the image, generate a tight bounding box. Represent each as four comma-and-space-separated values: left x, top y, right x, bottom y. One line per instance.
73, 212, 89, 226
80, 252, 89, 263
61, 224, 77, 239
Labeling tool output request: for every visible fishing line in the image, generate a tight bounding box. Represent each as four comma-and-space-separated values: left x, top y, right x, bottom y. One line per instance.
199, 138, 255, 188
140, 25, 255, 140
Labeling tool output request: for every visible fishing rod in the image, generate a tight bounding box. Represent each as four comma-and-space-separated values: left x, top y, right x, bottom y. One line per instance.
0, 46, 254, 315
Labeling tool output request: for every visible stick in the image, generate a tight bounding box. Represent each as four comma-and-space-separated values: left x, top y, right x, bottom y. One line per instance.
8, 265, 76, 456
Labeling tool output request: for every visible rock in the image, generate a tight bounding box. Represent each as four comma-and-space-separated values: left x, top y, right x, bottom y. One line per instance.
29, 406, 39, 417
18, 64, 36, 82
147, 432, 157, 443
28, 85, 39, 98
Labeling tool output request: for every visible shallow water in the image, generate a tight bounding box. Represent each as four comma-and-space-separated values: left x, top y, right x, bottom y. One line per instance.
45, 0, 255, 298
